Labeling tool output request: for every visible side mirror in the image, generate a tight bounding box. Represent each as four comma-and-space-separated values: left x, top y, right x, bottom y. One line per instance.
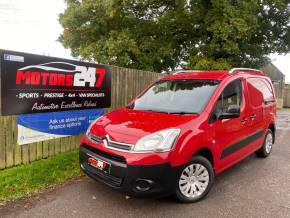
219, 105, 240, 119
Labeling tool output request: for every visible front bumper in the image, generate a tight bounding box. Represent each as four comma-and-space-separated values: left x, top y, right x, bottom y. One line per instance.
79, 143, 182, 197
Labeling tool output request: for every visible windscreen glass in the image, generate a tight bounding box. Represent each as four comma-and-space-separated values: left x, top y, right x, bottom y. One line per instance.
132, 79, 220, 114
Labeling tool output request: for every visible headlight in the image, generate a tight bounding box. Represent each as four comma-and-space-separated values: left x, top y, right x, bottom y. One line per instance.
133, 128, 180, 152
85, 115, 103, 136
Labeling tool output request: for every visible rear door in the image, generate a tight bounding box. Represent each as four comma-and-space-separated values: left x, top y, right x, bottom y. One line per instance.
246, 77, 275, 149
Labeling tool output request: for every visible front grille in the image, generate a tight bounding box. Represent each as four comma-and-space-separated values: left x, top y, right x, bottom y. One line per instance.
108, 141, 132, 151
88, 133, 103, 144
83, 162, 123, 187
82, 143, 126, 164
88, 133, 133, 152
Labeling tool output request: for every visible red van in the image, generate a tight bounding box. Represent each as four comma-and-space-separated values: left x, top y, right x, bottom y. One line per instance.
80, 68, 276, 202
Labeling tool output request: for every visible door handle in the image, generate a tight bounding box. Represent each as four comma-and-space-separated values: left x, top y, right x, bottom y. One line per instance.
241, 117, 247, 124
250, 114, 256, 120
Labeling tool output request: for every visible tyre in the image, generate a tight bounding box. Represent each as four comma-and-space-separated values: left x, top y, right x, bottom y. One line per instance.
256, 129, 274, 158
175, 156, 214, 203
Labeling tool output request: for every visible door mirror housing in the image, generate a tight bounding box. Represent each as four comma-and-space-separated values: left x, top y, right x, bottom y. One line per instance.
219, 105, 240, 119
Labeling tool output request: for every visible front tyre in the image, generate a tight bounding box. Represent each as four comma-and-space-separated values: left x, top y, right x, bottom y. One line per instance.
175, 156, 214, 203
256, 129, 274, 158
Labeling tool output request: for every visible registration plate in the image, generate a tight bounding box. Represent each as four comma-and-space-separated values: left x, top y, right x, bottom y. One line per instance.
87, 156, 110, 173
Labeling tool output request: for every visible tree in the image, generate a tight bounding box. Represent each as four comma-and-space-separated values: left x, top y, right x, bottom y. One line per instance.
59, 0, 290, 72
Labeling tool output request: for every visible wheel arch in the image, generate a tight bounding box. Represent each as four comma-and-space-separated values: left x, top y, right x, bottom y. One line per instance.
194, 147, 215, 168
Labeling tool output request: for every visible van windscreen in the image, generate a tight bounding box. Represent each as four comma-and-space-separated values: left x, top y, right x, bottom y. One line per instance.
131, 79, 220, 114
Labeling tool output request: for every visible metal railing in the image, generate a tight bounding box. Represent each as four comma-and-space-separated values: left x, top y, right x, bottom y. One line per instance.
162, 70, 209, 75
228, 68, 264, 74
162, 68, 264, 75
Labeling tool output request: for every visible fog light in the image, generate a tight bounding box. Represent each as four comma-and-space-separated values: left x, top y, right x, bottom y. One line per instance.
135, 179, 154, 192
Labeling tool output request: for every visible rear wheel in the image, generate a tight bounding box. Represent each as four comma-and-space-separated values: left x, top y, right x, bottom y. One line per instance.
175, 156, 214, 203
256, 129, 274, 158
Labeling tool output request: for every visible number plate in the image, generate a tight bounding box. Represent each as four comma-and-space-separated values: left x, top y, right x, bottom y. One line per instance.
87, 156, 110, 173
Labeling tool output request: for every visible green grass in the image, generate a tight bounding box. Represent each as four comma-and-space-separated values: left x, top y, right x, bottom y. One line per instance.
0, 150, 83, 205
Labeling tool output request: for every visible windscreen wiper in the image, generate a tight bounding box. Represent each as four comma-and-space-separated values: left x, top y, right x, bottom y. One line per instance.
141, 109, 170, 114
168, 112, 198, 115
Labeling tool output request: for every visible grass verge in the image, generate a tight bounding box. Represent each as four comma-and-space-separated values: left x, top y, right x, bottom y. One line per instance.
0, 150, 83, 205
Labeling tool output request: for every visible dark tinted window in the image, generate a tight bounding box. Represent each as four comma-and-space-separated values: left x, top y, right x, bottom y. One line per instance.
132, 79, 220, 114
214, 79, 243, 116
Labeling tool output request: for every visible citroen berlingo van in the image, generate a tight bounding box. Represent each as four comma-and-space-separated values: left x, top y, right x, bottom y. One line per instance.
80, 68, 276, 202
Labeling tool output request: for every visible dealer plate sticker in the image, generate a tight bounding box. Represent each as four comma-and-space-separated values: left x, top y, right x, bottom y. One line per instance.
87, 156, 111, 173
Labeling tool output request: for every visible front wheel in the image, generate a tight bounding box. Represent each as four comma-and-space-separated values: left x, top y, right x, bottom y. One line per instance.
175, 156, 214, 203
256, 129, 274, 158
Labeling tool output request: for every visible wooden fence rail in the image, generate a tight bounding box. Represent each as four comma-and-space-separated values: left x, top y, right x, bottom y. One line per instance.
0, 66, 159, 170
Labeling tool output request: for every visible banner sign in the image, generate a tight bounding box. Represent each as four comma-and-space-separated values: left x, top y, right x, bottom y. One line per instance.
0, 49, 111, 115
17, 109, 104, 145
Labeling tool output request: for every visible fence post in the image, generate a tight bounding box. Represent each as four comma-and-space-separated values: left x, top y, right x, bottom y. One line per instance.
0, 116, 6, 169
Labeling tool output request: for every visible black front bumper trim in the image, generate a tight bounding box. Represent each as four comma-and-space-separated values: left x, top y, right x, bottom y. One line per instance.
79, 144, 183, 198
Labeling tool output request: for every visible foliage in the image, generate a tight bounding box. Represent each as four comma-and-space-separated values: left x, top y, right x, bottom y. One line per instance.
59, 0, 290, 72
0, 150, 83, 205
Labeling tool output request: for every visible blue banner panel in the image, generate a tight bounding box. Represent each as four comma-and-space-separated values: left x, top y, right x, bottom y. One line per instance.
17, 109, 104, 135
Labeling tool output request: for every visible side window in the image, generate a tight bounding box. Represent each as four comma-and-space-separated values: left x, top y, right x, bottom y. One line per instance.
247, 78, 273, 107
213, 79, 243, 118
261, 79, 274, 101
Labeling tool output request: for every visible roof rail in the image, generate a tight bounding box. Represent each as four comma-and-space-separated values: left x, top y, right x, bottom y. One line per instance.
229, 68, 264, 74
165, 70, 207, 75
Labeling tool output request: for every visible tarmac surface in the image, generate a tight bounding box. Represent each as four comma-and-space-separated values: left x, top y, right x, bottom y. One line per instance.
1, 109, 290, 218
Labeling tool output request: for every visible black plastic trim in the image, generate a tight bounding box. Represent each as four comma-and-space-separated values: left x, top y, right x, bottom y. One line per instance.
81, 143, 126, 164
81, 162, 123, 187
79, 145, 183, 197
221, 129, 264, 159
264, 99, 276, 105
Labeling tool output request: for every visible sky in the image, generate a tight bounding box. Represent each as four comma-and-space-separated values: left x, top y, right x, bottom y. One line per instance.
0, 0, 289, 83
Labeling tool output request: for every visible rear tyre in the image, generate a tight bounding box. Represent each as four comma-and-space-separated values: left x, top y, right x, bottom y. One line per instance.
256, 129, 274, 158
175, 156, 214, 203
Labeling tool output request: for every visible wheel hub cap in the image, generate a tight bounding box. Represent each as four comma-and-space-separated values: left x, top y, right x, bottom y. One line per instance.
265, 133, 273, 154
179, 163, 210, 199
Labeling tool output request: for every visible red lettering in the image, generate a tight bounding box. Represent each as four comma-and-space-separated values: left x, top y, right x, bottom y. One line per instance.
88, 158, 97, 166
95, 68, 106, 87
66, 75, 73, 86
16, 70, 31, 85
57, 74, 65, 86
41, 72, 50, 85
30, 72, 41, 85
49, 73, 58, 86
16, 69, 97, 88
